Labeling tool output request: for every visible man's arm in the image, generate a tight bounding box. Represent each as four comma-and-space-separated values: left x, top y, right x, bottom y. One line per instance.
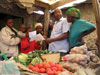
46, 32, 69, 43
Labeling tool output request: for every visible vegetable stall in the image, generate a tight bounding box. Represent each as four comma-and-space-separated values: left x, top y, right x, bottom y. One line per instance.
0, 0, 100, 75
13, 46, 100, 75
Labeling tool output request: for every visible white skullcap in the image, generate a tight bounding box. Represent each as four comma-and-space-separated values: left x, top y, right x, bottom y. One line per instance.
35, 23, 42, 28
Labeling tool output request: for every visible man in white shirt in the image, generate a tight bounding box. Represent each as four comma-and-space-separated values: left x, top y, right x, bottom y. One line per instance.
46, 8, 70, 55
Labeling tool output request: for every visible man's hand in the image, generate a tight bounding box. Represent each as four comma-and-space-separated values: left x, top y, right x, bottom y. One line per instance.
46, 38, 54, 43
76, 36, 82, 42
43, 35, 48, 39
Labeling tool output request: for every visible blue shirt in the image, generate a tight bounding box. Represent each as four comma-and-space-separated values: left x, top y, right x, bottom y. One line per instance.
48, 17, 70, 52
68, 19, 95, 48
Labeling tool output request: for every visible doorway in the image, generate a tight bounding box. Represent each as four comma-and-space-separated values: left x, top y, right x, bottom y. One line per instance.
0, 13, 23, 30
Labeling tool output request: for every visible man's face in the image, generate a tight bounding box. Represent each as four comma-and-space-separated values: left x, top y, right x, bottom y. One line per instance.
36, 26, 43, 33
54, 9, 62, 20
7, 19, 14, 27
20, 25, 26, 33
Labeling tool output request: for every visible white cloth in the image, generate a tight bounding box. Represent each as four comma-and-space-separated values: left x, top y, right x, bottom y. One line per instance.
48, 17, 70, 52
0, 26, 20, 57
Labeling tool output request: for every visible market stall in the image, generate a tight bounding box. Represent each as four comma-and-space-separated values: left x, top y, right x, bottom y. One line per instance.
11, 45, 99, 75
0, 0, 100, 75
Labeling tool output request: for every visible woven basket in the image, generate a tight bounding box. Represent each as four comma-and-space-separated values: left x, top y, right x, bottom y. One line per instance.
41, 53, 60, 64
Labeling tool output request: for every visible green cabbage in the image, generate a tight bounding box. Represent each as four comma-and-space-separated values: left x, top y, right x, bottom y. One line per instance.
18, 53, 28, 66
31, 57, 42, 65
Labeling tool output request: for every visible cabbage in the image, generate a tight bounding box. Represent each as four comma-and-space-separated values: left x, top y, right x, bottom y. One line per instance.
31, 57, 42, 65
18, 53, 28, 65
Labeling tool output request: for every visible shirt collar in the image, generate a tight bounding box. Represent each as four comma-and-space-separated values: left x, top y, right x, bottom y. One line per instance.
55, 17, 64, 24
6, 25, 11, 30
59, 17, 64, 21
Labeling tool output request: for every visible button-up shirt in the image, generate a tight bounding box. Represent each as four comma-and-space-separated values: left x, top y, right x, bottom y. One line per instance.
48, 17, 70, 52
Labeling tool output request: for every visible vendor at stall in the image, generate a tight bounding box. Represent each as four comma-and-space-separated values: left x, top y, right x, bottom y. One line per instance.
20, 27, 41, 54
0, 17, 20, 58
46, 8, 70, 55
66, 7, 95, 48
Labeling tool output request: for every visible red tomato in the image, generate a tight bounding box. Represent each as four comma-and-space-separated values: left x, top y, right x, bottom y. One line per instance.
53, 70, 57, 75
49, 62, 53, 65
46, 68, 52, 72
34, 67, 40, 73
42, 58, 46, 61
42, 62, 47, 65
47, 70, 54, 75
49, 62, 55, 67
56, 65, 63, 71
38, 63, 43, 68
51, 67, 58, 71
29, 64, 34, 69
32, 67, 36, 71
55, 64, 59, 67
35, 63, 39, 67
44, 63, 51, 68
57, 67, 62, 71
55, 64, 62, 68
40, 68, 46, 73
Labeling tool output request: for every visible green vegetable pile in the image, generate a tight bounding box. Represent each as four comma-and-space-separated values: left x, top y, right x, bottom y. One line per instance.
14, 50, 54, 67
31, 57, 42, 65
14, 53, 29, 66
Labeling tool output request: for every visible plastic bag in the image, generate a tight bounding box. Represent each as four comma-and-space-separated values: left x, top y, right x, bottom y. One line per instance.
0, 60, 20, 75
70, 44, 88, 54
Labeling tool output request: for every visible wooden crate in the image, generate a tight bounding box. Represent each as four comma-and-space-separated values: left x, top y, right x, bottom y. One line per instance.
41, 53, 60, 64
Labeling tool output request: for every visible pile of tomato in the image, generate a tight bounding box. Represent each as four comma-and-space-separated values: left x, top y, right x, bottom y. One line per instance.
29, 62, 72, 75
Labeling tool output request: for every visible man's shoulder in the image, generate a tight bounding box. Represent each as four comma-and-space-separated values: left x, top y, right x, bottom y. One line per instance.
1, 26, 8, 32
61, 18, 69, 25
